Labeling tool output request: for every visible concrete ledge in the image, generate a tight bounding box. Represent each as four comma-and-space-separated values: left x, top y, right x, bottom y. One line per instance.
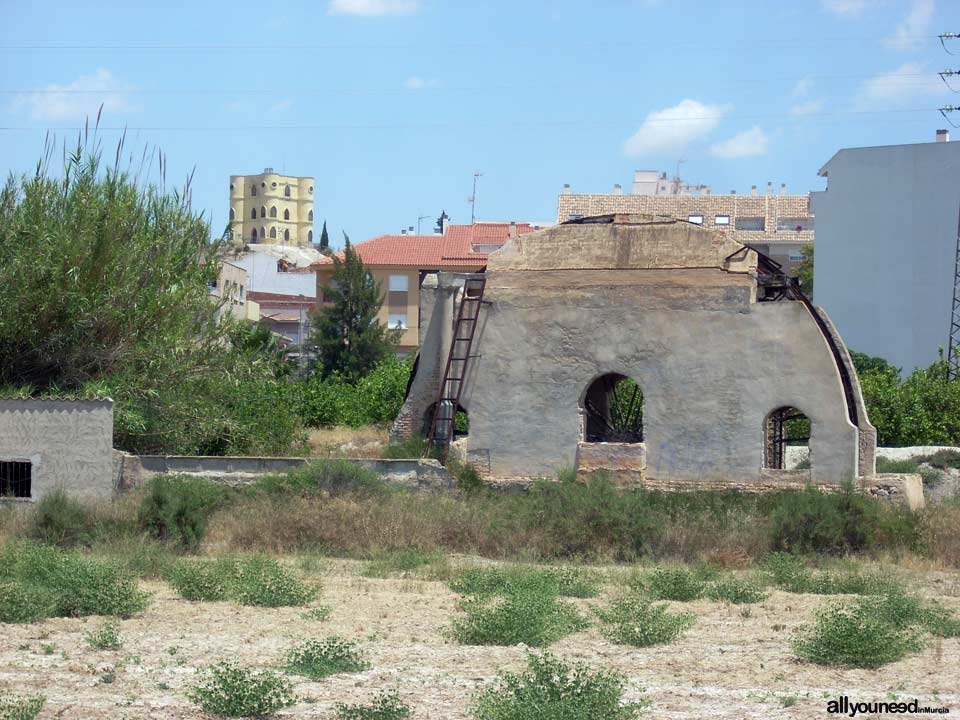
576, 442, 646, 485
862, 473, 925, 511
117, 454, 454, 491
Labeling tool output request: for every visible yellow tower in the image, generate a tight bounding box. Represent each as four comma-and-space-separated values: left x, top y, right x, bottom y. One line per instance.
229, 168, 315, 247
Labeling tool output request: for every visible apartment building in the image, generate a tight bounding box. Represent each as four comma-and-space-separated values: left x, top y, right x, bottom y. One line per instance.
557, 171, 813, 273
229, 168, 315, 247
312, 222, 538, 354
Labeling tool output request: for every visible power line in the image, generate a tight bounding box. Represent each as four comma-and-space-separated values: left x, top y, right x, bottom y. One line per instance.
940, 32, 959, 55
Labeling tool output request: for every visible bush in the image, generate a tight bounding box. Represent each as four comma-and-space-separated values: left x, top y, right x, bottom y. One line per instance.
0, 694, 45, 720
0, 581, 58, 623
791, 598, 924, 668
285, 637, 370, 680
450, 589, 588, 647
27, 489, 93, 548
472, 652, 647, 720
763, 553, 905, 596
645, 566, 706, 601
380, 434, 436, 460
189, 661, 297, 717
596, 593, 695, 647
705, 576, 768, 604
85, 619, 122, 650
362, 547, 443, 578
166, 555, 315, 607
336, 692, 409, 720
253, 460, 385, 497
450, 566, 600, 599
138, 475, 226, 551
448, 460, 485, 493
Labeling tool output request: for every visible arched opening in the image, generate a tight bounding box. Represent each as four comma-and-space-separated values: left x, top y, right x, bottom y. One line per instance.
229, 208, 235, 220
269, 227, 277, 239
308, 210, 314, 221
284, 229, 290, 242
251, 227, 258, 242
270, 206, 277, 218
422, 402, 469, 438
582, 373, 643, 443
250, 208, 257, 219
283, 208, 290, 220
260, 206, 266, 218
260, 226, 266, 240
308, 230, 313, 243
764, 406, 810, 470
284, 185, 291, 197
251, 186, 257, 196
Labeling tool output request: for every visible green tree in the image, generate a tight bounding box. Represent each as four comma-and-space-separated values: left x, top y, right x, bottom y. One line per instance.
319, 220, 330, 251
795, 244, 814, 298
307, 239, 400, 381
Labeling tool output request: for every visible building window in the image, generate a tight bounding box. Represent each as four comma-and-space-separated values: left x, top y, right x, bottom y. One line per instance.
0, 460, 32, 498
271, 182, 277, 188
566, 214, 584, 221
230, 183, 234, 190
735, 217, 765, 231
308, 230, 313, 243
261, 226, 266, 240
308, 210, 314, 221
582, 373, 644, 443
284, 209, 290, 220
229, 208, 235, 220
251, 228, 258, 241
260, 206, 266, 218
284, 186, 291, 197
714, 215, 730, 225
777, 217, 814, 232
788, 252, 804, 262
284, 229, 290, 242
388, 312, 408, 329
251, 208, 257, 220
388, 274, 409, 292
764, 406, 810, 470
309, 185, 313, 192
270, 206, 277, 218
270, 227, 277, 239
687, 214, 704, 225
251, 186, 257, 196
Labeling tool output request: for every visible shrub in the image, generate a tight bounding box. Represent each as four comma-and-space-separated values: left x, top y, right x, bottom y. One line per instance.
137, 475, 226, 551
27, 489, 93, 548
85, 619, 122, 650
450, 589, 588, 647
922, 449, 960, 470
302, 606, 332, 621
450, 565, 600, 599
763, 553, 812, 592
167, 555, 316, 607
336, 692, 409, 720
254, 460, 385, 497
284, 637, 370, 680
596, 593, 695, 647
791, 598, 923, 668
165, 558, 231, 601
380, 434, 433, 460
645, 566, 706, 601
0, 581, 58, 623
0, 694, 45, 720
362, 547, 443, 578
706, 577, 768, 604
763, 553, 905, 596
471, 652, 647, 720
448, 460, 484, 493
189, 661, 296, 717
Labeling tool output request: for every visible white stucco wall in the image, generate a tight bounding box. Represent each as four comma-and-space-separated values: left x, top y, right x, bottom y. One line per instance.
232, 250, 316, 297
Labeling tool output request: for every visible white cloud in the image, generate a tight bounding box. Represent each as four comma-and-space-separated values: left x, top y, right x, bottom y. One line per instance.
269, 98, 294, 112
856, 61, 946, 107
9, 68, 135, 122
623, 99, 730, 157
820, 0, 876, 16
709, 126, 770, 159
403, 76, 438, 90
884, 0, 934, 50
327, 0, 419, 16
790, 99, 825, 116
791, 76, 813, 99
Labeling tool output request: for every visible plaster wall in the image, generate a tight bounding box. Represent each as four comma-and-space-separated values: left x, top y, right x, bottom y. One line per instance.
0, 399, 115, 500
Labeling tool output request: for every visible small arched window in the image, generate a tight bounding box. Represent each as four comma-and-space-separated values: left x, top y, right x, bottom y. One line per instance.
251, 186, 257, 196
764, 407, 810, 470
308, 210, 313, 221
250, 208, 257, 219
261, 226, 266, 240
260, 206, 266, 218
229, 208, 235, 220
270, 227, 277, 239
308, 230, 313, 243
582, 373, 644, 443
284, 229, 290, 242
270, 206, 277, 218
284, 186, 291, 197
284, 209, 290, 221
251, 227, 258, 241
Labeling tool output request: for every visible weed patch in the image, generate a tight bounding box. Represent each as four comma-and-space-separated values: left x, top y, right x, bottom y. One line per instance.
85, 619, 122, 650
165, 558, 231, 601
138, 475, 226, 551
253, 460, 385, 497
362, 547, 443, 578
763, 553, 905, 596
0, 694, 45, 720
284, 637, 370, 680
596, 593, 695, 647
166, 555, 316, 607
449, 565, 600, 599
644, 566, 706, 601
0, 581, 58, 623
450, 590, 588, 647
188, 661, 296, 717
705, 576, 768, 604
336, 691, 410, 720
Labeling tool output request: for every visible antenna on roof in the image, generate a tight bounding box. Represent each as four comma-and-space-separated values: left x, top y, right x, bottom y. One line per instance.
469, 171, 483, 225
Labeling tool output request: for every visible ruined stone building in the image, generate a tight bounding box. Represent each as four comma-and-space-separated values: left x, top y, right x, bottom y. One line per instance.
394, 214, 877, 490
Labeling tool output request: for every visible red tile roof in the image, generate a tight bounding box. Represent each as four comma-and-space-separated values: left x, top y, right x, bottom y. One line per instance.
311, 222, 537, 268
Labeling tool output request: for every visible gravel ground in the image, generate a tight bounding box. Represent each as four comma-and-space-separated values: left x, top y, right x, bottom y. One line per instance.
1, 558, 958, 719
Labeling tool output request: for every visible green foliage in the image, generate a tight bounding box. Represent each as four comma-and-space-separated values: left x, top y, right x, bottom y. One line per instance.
450, 589, 588, 647
595, 593, 695, 647
27, 489, 93, 548
791, 597, 924, 668
0, 694, 45, 720
763, 553, 905, 596
795, 244, 814, 297
284, 636, 370, 679
362, 547, 443, 578
0, 140, 303, 456
0, 581, 58, 623
336, 691, 410, 720
472, 652, 647, 720
450, 460, 485, 493
0, 542, 149, 618
319, 220, 330, 250
645, 566, 706, 601
449, 565, 600, 599
137, 475, 226, 551
166, 555, 316, 607
85, 619, 122, 650
253, 460, 385, 497
307, 242, 401, 382
188, 661, 297, 717
302, 606, 332, 621
705, 576, 768, 604
381, 433, 433, 459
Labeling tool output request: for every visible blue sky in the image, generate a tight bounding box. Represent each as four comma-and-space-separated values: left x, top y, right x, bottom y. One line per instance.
1, 0, 956, 245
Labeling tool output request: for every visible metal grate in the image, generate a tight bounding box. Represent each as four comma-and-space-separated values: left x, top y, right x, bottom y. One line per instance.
0, 461, 32, 498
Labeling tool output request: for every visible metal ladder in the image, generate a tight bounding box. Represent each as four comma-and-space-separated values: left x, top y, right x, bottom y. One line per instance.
426, 276, 487, 457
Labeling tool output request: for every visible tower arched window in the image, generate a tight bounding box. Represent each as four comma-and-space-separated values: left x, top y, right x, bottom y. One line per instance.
260, 206, 266, 218
251, 227, 258, 241
284, 229, 290, 242
308, 230, 313, 243
270, 206, 277, 218
270, 227, 277, 239
284, 209, 290, 221
284, 186, 291, 197
251, 186, 257, 196
308, 210, 313, 221
261, 226, 266, 240
229, 208, 235, 220
251, 208, 257, 219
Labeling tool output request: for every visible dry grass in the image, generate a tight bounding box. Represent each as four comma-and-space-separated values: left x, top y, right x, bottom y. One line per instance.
919, 501, 960, 569
305, 426, 389, 458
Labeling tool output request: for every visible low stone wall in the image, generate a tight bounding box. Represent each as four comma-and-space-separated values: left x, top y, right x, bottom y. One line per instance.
862, 473, 924, 511
116, 454, 454, 491
785, 445, 958, 469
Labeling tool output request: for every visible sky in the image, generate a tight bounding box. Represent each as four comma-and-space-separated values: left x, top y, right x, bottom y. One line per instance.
1, 0, 957, 245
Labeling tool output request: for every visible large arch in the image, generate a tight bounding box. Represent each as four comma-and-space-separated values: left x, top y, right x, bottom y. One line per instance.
581, 373, 644, 443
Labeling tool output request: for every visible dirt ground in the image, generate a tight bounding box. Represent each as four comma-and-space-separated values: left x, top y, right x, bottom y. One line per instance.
1, 558, 958, 719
